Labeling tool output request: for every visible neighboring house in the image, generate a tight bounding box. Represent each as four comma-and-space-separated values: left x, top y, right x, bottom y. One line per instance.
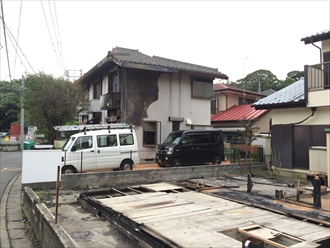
253, 29, 330, 183
211, 83, 266, 114
211, 104, 271, 142
74, 47, 228, 162
211, 84, 271, 160
260, 89, 276, 96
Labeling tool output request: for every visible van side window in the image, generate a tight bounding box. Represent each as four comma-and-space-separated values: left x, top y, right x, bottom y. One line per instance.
74, 136, 93, 150
97, 134, 117, 147
182, 135, 193, 145
119, 134, 134, 146
190, 133, 215, 144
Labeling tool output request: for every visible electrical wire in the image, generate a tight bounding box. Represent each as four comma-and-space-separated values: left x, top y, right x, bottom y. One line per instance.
40, 0, 63, 71
47, 0, 64, 70
0, 0, 12, 82
0, 14, 36, 74
13, 0, 23, 79
52, 0, 66, 71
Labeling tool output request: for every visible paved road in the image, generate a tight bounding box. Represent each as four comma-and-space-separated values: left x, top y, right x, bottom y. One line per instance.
0, 151, 22, 199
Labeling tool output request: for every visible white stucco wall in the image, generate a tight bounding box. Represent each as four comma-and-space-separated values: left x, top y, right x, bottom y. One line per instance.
307, 90, 330, 107
134, 73, 213, 161
255, 111, 272, 133
322, 39, 330, 53
271, 107, 330, 125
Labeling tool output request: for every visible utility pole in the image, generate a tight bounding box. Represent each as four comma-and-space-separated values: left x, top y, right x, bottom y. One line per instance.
20, 76, 24, 150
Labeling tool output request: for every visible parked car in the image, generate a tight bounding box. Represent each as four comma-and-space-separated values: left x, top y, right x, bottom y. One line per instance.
61, 128, 139, 174
156, 129, 224, 167
0, 129, 10, 137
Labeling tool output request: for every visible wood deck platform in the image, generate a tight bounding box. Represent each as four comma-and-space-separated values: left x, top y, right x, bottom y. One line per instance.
94, 182, 329, 247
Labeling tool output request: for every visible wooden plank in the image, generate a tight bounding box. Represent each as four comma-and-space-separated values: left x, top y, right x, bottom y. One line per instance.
92, 183, 330, 247
138, 209, 219, 224
126, 202, 211, 220
138, 182, 183, 192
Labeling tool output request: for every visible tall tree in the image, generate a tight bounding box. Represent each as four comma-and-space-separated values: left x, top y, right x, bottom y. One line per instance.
236, 69, 280, 92
226, 69, 303, 92
0, 80, 21, 130
23, 73, 88, 144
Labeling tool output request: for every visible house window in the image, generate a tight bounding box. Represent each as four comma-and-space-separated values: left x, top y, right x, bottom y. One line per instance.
239, 97, 255, 105
172, 121, 180, 131
210, 98, 218, 114
108, 73, 119, 93
94, 82, 101, 99
192, 78, 213, 98
143, 121, 161, 146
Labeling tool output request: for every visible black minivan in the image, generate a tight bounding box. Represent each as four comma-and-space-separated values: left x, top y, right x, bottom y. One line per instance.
156, 129, 224, 167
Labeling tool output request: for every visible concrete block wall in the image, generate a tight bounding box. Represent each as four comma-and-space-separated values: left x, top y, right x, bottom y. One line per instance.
61, 164, 264, 189
22, 187, 79, 248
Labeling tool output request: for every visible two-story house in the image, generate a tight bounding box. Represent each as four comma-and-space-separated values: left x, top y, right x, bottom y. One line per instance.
75, 47, 228, 162
210, 83, 271, 160
253, 29, 330, 185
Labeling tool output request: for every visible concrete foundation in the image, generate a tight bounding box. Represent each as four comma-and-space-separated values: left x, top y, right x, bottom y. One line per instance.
60, 164, 265, 190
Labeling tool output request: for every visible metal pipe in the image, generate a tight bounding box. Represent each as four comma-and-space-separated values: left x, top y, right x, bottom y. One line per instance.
311, 41, 322, 63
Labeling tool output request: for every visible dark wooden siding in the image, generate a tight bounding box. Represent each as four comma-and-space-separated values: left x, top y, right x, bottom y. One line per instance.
272, 124, 329, 170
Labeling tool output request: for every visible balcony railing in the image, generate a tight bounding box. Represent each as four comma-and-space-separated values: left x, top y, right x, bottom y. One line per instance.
88, 99, 101, 113
100, 92, 121, 110
305, 62, 330, 91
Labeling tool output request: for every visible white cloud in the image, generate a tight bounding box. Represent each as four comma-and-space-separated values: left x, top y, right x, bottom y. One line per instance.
1, 1, 329, 82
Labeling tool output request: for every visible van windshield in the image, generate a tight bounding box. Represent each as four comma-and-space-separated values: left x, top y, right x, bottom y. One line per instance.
62, 137, 75, 151
163, 133, 182, 145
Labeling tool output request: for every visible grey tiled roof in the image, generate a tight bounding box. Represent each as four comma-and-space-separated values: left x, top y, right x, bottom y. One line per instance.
252, 78, 306, 109
301, 29, 330, 44
108, 47, 228, 79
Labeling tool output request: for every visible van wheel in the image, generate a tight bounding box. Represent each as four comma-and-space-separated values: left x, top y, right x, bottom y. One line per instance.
120, 160, 132, 170
172, 158, 182, 167
212, 155, 222, 165
62, 165, 77, 174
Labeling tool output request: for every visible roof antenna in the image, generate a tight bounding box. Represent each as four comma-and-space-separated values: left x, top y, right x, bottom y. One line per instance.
242, 57, 249, 105
108, 124, 111, 133
83, 127, 86, 135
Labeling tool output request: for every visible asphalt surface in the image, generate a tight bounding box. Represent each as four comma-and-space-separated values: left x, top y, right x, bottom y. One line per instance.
1, 172, 35, 248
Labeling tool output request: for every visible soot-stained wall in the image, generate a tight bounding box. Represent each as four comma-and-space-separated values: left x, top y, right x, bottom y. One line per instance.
123, 68, 161, 126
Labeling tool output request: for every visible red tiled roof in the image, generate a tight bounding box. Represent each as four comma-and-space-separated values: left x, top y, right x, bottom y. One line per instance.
211, 104, 269, 122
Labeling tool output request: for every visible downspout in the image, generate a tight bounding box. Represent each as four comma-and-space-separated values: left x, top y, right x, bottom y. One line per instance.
310, 38, 323, 63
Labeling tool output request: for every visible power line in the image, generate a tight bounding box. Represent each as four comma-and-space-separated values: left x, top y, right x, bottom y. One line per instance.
13, 0, 23, 79
0, 15, 36, 74
40, 0, 63, 71
0, 0, 12, 82
52, 0, 66, 70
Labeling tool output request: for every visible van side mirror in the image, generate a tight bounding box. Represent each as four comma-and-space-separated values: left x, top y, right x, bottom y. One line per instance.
71, 145, 77, 152
181, 140, 186, 145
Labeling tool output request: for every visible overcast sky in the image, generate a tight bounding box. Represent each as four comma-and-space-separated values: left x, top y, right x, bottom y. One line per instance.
1, 1, 329, 83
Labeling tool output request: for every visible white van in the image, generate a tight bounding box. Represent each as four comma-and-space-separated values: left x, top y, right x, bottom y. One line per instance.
61, 128, 139, 174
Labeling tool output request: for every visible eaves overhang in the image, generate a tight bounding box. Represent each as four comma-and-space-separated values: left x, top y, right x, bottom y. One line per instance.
216, 88, 265, 97
253, 101, 307, 110
116, 61, 179, 73
75, 57, 114, 88
301, 29, 330, 44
